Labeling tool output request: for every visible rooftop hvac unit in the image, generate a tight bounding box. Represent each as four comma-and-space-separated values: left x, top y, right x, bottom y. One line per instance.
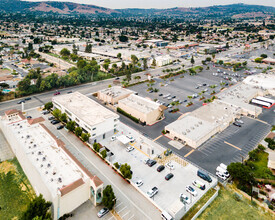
47, 163, 51, 168
199, 121, 202, 124
45, 171, 48, 174
58, 177, 62, 183
186, 129, 190, 133
195, 124, 199, 127
183, 132, 186, 135
36, 158, 39, 161
50, 178, 53, 182
191, 127, 194, 130
40, 164, 43, 168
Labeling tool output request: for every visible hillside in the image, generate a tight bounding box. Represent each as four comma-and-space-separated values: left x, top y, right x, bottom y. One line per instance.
0, 1, 274, 17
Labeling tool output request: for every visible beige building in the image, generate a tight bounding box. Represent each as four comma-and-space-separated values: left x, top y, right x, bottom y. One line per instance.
0, 109, 103, 220
165, 101, 240, 148
118, 94, 165, 125
97, 86, 135, 105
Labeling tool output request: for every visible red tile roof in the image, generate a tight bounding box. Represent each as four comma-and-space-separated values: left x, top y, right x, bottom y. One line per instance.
28, 117, 45, 125
59, 178, 84, 196
91, 176, 103, 187
5, 109, 19, 115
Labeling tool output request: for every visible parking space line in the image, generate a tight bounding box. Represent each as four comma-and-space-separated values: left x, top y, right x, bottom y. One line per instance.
129, 143, 150, 157
121, 210, 131, 218
153, 135, 162, 142
117, 206, 127, 214
107, 215, 115, 220
224, 141, 241, 151
128, 214, 135, 220
115, 202, 123, 208
184, 149, 194, 158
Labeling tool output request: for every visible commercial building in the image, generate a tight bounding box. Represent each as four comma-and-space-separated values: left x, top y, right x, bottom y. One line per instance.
52, 92, 119, 143
97, 86, 135, 105
118, 94, 165, 125
165, 101, 239, 148
0, 109, 103, 220
153, 55, 173, 67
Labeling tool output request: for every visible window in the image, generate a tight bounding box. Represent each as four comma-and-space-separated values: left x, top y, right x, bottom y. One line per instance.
65, 110, 72, 116
92, 127, 96, 130
75, 118, 80, 122
103, 134, 105, 139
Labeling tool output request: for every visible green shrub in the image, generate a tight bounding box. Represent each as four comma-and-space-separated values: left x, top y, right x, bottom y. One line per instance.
117, 107, 140, 123
114, 162, 120, 169
93, 143, 101, 152
101, 149, 107, 159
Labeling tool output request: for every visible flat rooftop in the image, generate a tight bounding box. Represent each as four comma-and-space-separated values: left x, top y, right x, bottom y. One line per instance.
53, 92, 119, 126
243, 73, 275, 90
166, 115, 216, 141
119, 94, 161, 114
99, 86, 134, 98
7, 120, 86, 197
217, 83, 262, 114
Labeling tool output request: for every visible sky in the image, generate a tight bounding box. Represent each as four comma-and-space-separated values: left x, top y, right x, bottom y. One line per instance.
26, 0, 275, 9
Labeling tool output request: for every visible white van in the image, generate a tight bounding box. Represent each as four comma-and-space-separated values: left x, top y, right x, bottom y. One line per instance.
216, 166, 230, 178
161, 211, 173, 220
220, 163, 228, 171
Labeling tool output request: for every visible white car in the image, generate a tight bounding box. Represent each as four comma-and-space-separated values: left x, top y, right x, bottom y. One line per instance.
216, 171, 227, 181
147, 187, 158, 198
235, 119, 244, 124
186, 185, 198, 197
135, 179, 143, 187
167, 96, 172, 100
111, 136, 116, 141
180, 193, 191, 204
165, 162, 175, 170
126, 146, 135, 152
126, 135, 135, 143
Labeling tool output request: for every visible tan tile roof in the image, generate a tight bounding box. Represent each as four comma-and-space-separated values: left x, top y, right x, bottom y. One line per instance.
5, 109, 19, 115
91, 175, 103, 187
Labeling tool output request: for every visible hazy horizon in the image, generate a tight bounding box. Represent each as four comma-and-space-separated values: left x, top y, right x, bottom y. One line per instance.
25, 0, 275, 9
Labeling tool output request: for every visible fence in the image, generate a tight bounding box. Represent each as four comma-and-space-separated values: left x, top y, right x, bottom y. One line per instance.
191, 186, 220, 220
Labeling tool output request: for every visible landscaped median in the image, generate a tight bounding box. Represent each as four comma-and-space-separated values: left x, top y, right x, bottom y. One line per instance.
182, 186, 218, 220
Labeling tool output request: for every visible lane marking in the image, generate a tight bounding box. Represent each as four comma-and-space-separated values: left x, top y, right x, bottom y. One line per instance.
58, 131, 153, 220
153, 135, 162, 142
117, 206, 127, 214
121, 210, 131, 218
129, 143, 150, 158
184, 149, 194, 158
224, 141, 241, 151
128, 214, 135, 220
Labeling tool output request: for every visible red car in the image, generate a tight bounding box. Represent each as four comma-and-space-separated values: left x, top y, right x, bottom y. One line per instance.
54, 92, 60, 96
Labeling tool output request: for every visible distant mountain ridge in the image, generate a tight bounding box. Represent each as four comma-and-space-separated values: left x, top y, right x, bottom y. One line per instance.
0, 0, 274, 17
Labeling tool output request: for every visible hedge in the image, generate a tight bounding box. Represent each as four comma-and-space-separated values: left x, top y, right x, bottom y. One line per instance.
117, 107, 140, 123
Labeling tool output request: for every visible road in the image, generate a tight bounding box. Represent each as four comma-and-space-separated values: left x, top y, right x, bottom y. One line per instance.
37, 51, 75, 69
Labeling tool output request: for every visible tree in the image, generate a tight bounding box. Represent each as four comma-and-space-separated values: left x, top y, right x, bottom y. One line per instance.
152, 58, 156, 67
103, 63, 109, 72
260, 54, 267, 58
212, 54, 216, 60
81, 133, 91, 142
60, 48, 70, 57
66, 121, 76, 132
254, 57, 263, 63
75, 127, 83, 137
119, 163, 132, 179
101, 149, 107, 159
44, 102, 53, 110
52, 109, 61, 120
28, 43, 33, 51
218, 60, 224, 65
118, 35, 128, 42
206, 57, 211, 62
191, 56, 195, 66
93, 143, 100, 152
85, 44, 92, 53
126, 71, 131, 82
131, 55, 138, 66
60, 113, 67, 123
102, 185, 116, 210
77, 59, 87, 69
227, 162, 255, 185
117, 53, 122, 59
21, 194, 52, 220
143, 58, 148, 70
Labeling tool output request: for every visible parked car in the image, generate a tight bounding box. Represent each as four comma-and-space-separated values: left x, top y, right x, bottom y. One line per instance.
180, 193, 191, 204
147, 187, 158, 198
197, 170, 212, 183
165, 162, 175, 170
51, 120, 60, 125
17, 100, 25, 104
167, 96, 172, 100
159, 93, 163, 96
54, 91, 60, 96
111, 136, 116, 141
216, 171, 227, 181
216, 166, 230, 178
26, 116, 32, 119
144, 158, 150, 164
67, 91, 73, 94
48, 116, 55, 120
157, 165, 165, 172
192, 180, 206, 190
97, 208, 109, 218
168, 109, 173, 113
126, 146, 135, 152
235, 119, 244, 124
149, 90, 153, 93
186, 185, 198, 197
168, 104, 173, 108
135, 179, 143, 187
233, 122, 241, 127
57, 125, 64, 130
24, 97, 31, 101
171, 96, 176, 99
126, 135, 135, 143
42, 110, 50, 115
165, 173, 174, 181
147, 159, 157, 167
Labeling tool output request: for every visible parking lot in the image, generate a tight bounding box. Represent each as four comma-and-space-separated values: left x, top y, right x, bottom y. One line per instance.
100, 122, 218, 215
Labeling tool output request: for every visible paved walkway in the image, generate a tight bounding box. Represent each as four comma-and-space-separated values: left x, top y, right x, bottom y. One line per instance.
0, 129, 14, 162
